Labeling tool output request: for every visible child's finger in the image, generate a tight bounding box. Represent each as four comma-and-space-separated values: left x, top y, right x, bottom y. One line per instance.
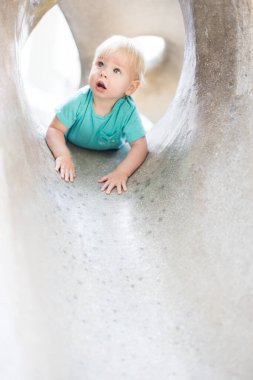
60, 166, 65, 178
55, 160, 61, 172
122, 181, 128, 192
105, 183, 115, 195
117, 183, 122, 195
64, 169, 70, 182
69, 170, 75, 182
71, 168, 76, 178
98, 175, 108, 183
100, 181, 110, 191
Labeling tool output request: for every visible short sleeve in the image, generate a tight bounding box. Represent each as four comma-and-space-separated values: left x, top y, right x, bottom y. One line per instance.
122, 107, 146, 143
55, 88, 87, 129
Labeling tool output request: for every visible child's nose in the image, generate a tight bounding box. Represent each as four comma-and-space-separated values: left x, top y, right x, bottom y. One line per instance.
100, 70, 107, 78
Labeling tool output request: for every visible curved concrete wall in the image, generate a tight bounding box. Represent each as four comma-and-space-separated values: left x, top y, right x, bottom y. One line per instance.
1, 1, 253, 379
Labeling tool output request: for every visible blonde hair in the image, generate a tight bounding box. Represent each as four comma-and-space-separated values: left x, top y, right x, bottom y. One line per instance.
93, 35, 146, 82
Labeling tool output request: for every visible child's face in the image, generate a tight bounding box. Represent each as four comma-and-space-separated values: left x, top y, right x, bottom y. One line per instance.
88, 51, 139, 103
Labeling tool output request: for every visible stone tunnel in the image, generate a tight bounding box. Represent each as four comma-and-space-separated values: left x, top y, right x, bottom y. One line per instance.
0, 1, 253, 379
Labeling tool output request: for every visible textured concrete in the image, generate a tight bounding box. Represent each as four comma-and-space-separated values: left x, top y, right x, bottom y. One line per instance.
1, 1, 253, 380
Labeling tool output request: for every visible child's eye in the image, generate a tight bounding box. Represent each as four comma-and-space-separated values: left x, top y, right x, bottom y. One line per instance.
97, 61, 104, 67
113, 68, 121, 74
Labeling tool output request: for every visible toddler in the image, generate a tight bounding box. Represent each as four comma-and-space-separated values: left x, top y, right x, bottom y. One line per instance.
46, 35, 148, 195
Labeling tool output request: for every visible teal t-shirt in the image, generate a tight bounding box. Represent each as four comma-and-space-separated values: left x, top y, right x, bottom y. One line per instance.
55, 85, 146, 150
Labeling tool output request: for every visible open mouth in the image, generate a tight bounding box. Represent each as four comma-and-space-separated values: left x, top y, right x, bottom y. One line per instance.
96, 81, 107, 90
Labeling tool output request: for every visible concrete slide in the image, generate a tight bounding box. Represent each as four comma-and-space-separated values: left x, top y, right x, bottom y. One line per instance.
1, 1, 253, 379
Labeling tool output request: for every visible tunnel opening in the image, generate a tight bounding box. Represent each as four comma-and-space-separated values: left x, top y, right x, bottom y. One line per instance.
21, 5, 81, 127
21, 1, 185, 142
132, 35, 166, 72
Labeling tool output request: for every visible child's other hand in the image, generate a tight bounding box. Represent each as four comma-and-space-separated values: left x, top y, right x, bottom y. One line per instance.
55, 155, 76, 182
98, 170, 128, 195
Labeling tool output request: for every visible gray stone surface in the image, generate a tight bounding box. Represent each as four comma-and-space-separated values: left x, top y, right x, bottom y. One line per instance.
1, 1, 253, 379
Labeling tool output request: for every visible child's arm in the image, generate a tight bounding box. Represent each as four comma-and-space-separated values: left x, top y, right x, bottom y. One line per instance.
45, 116, 76, 182
98, 136, 148, 195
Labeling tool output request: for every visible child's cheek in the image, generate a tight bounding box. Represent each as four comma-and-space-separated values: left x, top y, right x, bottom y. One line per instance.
88, 70, 96, 83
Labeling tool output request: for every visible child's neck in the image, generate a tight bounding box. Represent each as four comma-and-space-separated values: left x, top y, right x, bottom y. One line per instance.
93, 96, 118, 116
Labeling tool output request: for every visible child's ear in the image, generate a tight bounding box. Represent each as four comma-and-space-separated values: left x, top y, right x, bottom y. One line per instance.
125, 80, 140, 96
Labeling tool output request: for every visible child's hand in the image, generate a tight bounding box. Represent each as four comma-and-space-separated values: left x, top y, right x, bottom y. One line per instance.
98, 170, 128, 195
55, 155, 76, 182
